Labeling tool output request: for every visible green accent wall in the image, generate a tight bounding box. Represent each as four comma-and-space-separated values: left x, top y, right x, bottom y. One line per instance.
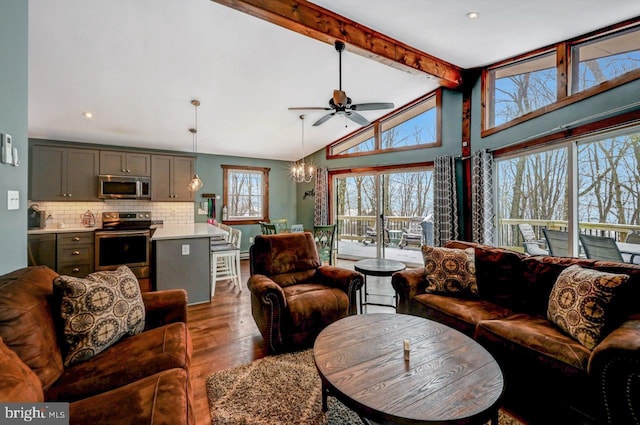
192, 153, 296, 252
0, 1, 28, 273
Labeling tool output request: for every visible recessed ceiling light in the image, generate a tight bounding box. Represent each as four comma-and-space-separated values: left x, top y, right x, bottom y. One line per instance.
466, 11, 480, 19
82, 111, 93, 119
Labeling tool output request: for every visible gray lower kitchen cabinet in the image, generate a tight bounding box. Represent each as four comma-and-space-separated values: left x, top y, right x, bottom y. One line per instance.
56, 232, 94, 277
27, 231, 95, 277
29, 145, 100, 201
27, 233, 56, 269
151, 154, 194, 201
153, 237, 210, 304
100, 150, 151, 176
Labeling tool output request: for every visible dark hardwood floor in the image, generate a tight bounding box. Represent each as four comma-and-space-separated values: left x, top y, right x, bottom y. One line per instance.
187, 258, 396, 425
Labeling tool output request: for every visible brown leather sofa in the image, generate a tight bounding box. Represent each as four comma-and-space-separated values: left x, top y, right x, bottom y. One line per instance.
248, 232, 363, 352
0, 266, 194, 425
392, 241, 640, 425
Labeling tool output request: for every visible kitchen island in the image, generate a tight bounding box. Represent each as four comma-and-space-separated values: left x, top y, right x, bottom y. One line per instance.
152, 223, 227, 305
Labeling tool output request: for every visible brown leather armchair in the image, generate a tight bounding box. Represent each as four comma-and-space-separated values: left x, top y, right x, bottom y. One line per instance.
248, 232, 363, 353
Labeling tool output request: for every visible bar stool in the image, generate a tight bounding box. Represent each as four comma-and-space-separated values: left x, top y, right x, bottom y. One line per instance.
211, 227, 242, 295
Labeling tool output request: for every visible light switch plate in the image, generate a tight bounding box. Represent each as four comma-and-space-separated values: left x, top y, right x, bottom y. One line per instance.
7, 190, 19, 210
181, 244, 190, 255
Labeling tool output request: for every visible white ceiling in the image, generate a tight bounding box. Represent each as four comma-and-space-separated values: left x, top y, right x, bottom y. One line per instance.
27, 1, 640, 161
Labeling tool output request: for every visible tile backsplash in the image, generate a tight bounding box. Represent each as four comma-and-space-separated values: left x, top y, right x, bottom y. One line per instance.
29, 201, 194, 228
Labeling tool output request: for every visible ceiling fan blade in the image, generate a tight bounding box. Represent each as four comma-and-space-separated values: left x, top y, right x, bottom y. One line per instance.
346, 111, 370, 126
288, 107, 332, 111
350, 102, 395, 111
313, 112, 335, 126
333, 90, 347, 107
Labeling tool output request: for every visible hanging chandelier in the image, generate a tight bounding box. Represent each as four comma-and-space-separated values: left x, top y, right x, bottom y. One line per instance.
290, 115, 315, 183
187, 99, 204, 192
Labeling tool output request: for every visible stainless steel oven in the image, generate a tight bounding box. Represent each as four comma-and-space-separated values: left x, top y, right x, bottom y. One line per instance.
95, 211, 152, 279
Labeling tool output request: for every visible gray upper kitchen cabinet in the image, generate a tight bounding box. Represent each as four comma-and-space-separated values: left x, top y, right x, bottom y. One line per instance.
99, 151, 151, 176
29, 145, 100, 201
151, 154, 194, 201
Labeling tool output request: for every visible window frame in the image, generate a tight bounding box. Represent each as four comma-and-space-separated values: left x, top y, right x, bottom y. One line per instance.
327, 91, 442, 159
221, 164, 270, 225
482, 19, 640, 137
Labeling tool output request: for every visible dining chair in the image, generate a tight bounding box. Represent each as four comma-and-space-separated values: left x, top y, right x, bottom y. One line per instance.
313, 224, 337, 265
290, 224, 304, 232
578, 234, 624, 262
270, 218, 289, 233
542, 229, 571, 257
259, 222, 277, 235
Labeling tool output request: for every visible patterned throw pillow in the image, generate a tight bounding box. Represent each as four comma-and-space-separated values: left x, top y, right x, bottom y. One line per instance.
547, 264, 629, 350
54, 265, 145, 367
422, 245, 478, 297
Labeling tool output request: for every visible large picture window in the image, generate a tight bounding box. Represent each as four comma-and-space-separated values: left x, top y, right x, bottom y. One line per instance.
328, 91, 441, 158
486, 51, 557, 129
483, 21, 640, 135
495, 126, 640, 256
570, 27, 640, 94
221, 165, 270, 224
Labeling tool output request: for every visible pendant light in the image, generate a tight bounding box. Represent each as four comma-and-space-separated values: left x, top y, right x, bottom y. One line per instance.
290, 114, 315, 183
188, 99, 204, 192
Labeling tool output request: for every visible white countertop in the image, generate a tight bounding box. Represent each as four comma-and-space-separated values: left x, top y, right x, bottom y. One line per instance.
151, 223, 227, 241
28, 226, 96, 234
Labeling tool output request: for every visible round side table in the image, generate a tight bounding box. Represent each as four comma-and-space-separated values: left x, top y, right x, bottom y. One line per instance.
354, 258, 405, 313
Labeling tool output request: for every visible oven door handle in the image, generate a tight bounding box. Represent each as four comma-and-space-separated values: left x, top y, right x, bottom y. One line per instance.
95, 229, 151, 237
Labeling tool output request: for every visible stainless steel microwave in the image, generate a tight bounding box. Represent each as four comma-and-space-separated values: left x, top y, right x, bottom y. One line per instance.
98, 175, 151, 199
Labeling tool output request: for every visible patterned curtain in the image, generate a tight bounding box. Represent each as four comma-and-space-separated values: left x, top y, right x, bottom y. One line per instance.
314, 167, 329, 226
433, 156, 459, 246
471, 149, 495, 245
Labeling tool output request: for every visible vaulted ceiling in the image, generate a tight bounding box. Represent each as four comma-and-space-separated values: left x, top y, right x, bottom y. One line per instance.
27, 0, 640, 161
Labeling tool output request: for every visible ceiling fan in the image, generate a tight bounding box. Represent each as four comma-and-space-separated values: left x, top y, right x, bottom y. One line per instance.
289, 41, 395, 127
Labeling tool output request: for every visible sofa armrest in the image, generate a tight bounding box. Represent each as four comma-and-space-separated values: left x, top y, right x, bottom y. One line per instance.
391, 268, 427, 314
588, 316, 640, 424
141, 289, 188, 330
316, 266, 364, 315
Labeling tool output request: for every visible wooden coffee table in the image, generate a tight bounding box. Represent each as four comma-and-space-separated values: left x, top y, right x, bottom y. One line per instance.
313, 313, 504, 425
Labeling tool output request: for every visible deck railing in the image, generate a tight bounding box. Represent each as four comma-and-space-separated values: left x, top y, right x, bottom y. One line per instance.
499, 218, 640, 251
335, 216, 640, 251
336, 215, 417, 243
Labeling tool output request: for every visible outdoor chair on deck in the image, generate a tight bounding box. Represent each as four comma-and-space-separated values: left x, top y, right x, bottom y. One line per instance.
362, 220, 390, 246
399, 217, 424, 249
624, 232, 640, 263
579, 234, 624, 262
518, 223, 549, 255
542, 229, 571, 257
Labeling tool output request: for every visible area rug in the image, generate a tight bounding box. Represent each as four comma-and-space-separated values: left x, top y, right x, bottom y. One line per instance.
206, 349, 522, 425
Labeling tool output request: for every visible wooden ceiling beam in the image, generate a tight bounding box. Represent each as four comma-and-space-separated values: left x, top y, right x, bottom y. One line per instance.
210, 0, 463, 89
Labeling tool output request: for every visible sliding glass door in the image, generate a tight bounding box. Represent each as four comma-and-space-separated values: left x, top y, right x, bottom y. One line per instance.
334, 167, 433, 266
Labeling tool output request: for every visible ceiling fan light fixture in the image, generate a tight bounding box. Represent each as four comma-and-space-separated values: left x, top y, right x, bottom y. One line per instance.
188, 99, 204, 192
290, 115, 315, 184
289, 41, 394, 127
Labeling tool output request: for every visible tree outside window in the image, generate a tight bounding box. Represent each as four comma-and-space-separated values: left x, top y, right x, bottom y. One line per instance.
221, 165, 269, 224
